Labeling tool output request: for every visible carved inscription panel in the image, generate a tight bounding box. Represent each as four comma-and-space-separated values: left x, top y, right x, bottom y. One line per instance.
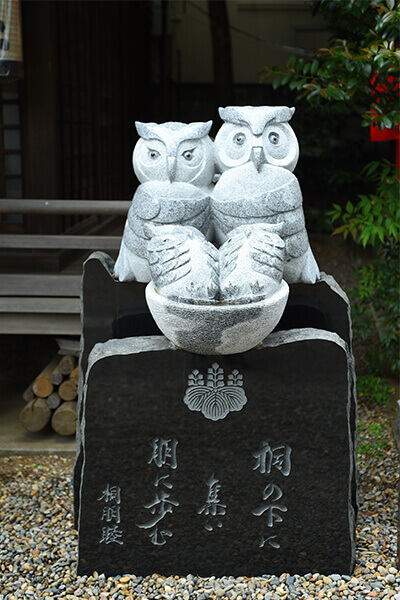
78, 337, 355, 577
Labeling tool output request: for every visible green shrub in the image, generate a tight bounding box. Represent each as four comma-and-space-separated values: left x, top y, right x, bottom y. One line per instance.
350, 242, 400, 375
357, 373, 395, 404
328, 159, 400, 246
260, 0, 400, 378
358, 419, 390, 458
261, 0, 400, 132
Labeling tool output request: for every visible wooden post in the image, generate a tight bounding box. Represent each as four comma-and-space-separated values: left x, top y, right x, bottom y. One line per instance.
32, 377, 54, 399
51, 401, 77, 436
22, 356, 60, 402
58, 354, 77, 376
58, 379, 77, 401
22, 383, 35, 403
45, 392, 62, 410
69, 366, 79, 386
20, 398, 51, 432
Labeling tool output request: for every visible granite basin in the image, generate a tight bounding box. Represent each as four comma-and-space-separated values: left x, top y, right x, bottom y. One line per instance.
145, 281, 289, 355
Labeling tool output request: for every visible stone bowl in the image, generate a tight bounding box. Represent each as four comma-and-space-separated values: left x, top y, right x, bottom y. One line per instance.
145, 281, 289, 355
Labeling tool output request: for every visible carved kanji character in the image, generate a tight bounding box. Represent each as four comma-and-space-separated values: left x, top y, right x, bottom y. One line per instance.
148, 437, 178, 469
252, 442, 292, 476
252, 483, 287, 527
99, 524, 124, 545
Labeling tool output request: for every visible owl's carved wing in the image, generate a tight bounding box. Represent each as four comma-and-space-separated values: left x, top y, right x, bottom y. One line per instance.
248, 228, 285, 282
146, 225, 220, 303
219, 224, 285, 302
147, 232, 191, 289
218, 233, 243, 279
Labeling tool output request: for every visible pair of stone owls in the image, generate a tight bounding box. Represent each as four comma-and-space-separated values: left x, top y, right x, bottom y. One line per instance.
114, 105, 320, 304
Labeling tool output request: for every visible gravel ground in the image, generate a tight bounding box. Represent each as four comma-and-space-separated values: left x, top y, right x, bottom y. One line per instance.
1, 237, 398, 598
0, 397, 398, 600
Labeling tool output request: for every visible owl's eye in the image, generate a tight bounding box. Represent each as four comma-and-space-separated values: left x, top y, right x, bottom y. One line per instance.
268, 132, 280, 145
233, 132, 246, 146
182, 149, 195, 161
148, 149, 161, 160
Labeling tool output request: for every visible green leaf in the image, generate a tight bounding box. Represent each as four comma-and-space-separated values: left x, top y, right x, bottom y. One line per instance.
382, 115, 393, 128
381, 11, 395, 24
329, 87, 346, 100
310, 60, 319, 75
272, 76, 282, 91
332, 224, 348, 235
359, 229, 371, 247
363, 63, 372, 77
297, 77, 308, 89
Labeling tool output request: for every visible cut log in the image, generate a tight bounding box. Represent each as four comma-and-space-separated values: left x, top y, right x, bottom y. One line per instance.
32, 377, 54, 399
22, 356, 60, 403
51, 401, 77, 436
45, 392, 61, 410
69, 366, 79, 386
22, 383, 35, 403
58, 354, 77, 376
49, 364, 64, 386
20, 398, 51, 432
58, 379, 77, 401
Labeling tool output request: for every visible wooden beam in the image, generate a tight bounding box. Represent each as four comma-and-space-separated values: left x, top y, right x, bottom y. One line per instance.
0, 313, 81, 334
0, 199, 131, 215
0, 274, 81, 296
0, 297, 80, 313
0, 234, 121, 249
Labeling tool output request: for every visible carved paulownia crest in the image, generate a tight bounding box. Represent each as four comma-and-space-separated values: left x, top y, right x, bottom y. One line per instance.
183, 363, 247, 421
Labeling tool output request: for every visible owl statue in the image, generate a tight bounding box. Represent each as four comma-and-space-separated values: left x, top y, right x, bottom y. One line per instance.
219, 223, 286, 304
114, 120, 215, 282
145, 224, 219, 304
212, 105, 320, 284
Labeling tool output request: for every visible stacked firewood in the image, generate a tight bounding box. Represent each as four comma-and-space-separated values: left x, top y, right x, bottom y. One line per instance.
20, 355, 79, 436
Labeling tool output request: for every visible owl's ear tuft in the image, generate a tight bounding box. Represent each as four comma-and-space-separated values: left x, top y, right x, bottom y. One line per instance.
135, 121, 147, 136
289, 107, 296, 119
203, 120, 213, 135
135, 121, 159, 139
218, 106, 244, 125
188, 120, 213, 138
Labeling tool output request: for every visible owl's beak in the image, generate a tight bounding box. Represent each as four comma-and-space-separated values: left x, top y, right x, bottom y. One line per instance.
251, 146, 265, 172
167, 156, 177, 182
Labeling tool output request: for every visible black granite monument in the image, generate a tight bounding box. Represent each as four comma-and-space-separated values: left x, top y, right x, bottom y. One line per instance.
75, 253, 357, 577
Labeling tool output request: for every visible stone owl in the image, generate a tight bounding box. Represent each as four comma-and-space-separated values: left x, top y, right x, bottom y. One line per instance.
219, 223, 286, 303
212, 105, 319, 284
114, 120, 215, 282
145, 224, 219, 304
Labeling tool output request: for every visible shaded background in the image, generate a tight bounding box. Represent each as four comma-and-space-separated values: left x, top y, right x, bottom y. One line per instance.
0, 0, 368, 259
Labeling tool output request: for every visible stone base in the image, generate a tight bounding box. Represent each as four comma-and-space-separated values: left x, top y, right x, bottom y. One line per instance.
77, 329, 356, 577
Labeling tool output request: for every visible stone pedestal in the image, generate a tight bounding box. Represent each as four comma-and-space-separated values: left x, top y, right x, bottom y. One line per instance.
77, 330, 356, 577
75, 253, 357, 577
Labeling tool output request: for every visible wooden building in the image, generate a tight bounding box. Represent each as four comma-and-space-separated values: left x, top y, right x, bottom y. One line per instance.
1, 0, 152, 268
